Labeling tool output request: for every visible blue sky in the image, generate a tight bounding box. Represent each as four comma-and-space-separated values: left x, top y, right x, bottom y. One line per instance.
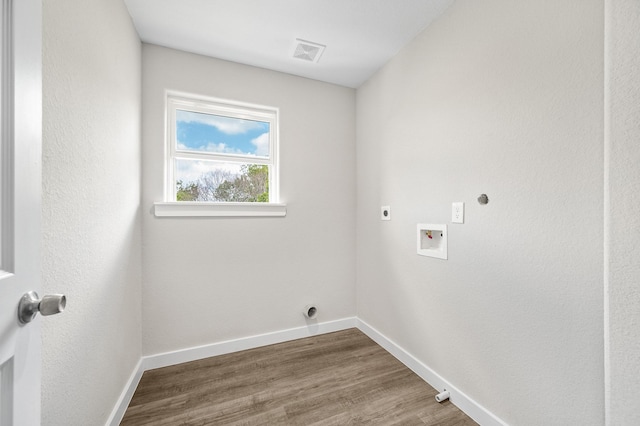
176, 109, 270, 157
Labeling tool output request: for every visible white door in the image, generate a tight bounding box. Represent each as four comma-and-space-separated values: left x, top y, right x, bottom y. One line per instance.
0, 0, 43, 424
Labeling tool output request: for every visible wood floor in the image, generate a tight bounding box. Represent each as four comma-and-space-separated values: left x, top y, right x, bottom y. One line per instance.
121, 329, 477, 425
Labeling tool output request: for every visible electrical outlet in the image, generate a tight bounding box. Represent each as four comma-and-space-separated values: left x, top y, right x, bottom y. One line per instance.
452, 202, 464, 223
381, 206, 391, 221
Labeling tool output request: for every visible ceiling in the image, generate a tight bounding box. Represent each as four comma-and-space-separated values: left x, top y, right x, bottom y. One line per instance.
123, 0, 454, 88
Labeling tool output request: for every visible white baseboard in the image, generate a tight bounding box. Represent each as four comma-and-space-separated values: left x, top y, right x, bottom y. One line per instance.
106, 358, 144, 426
142, 317, 358, 371
107, 316, 506, 426
357, 318, 507, 426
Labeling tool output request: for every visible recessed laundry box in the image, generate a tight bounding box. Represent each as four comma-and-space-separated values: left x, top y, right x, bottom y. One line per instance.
417, 224, 447, 260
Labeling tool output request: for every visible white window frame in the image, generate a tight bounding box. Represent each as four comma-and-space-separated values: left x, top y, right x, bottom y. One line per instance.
155, 92, 285, 217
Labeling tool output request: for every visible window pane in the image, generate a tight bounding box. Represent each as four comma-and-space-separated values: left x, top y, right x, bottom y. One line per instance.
175, 159, 269, 202
176, 110, 270, 158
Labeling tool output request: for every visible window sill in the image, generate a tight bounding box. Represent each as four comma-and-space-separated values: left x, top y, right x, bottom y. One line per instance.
154, 202, 287, 217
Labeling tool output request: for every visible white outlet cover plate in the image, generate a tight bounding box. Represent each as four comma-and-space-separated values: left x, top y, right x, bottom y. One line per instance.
452, 202, 464, 223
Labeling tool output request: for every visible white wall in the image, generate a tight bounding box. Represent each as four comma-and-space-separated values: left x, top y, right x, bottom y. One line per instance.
42, 0, 142, 424
356, 1, 604, 425
42, 1, 640, 424
605, 0, 640, 424
141, 45, 356, 356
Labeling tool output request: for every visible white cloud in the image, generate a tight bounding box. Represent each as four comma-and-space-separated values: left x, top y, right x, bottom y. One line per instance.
251, 133, 270, 157
178, 140, 247, 155
176, 160, 242, 184
178, 111, 265, 135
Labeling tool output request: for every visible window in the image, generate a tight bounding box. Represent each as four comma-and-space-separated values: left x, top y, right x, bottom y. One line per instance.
165, 93, 279, 205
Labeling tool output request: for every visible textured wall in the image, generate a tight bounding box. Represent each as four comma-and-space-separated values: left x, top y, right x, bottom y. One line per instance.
356, 1, 604, 424
605, 0, 640, 424
141, 45, 356, 356
42, 0, 142, 424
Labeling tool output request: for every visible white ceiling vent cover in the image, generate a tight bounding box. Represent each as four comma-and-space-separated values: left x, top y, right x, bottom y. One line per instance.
293, 39, 326, 63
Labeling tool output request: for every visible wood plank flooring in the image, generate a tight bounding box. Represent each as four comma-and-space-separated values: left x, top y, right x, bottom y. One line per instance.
121, 328, 477, 425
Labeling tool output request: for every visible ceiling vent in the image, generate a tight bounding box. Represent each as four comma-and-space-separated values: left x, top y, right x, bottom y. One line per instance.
293, 39, 326, 63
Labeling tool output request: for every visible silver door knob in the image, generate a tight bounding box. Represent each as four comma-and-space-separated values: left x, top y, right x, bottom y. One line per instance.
18, 291, 66, 324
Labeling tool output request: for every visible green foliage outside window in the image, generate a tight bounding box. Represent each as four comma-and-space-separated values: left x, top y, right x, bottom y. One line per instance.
176, 165, 269, 202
